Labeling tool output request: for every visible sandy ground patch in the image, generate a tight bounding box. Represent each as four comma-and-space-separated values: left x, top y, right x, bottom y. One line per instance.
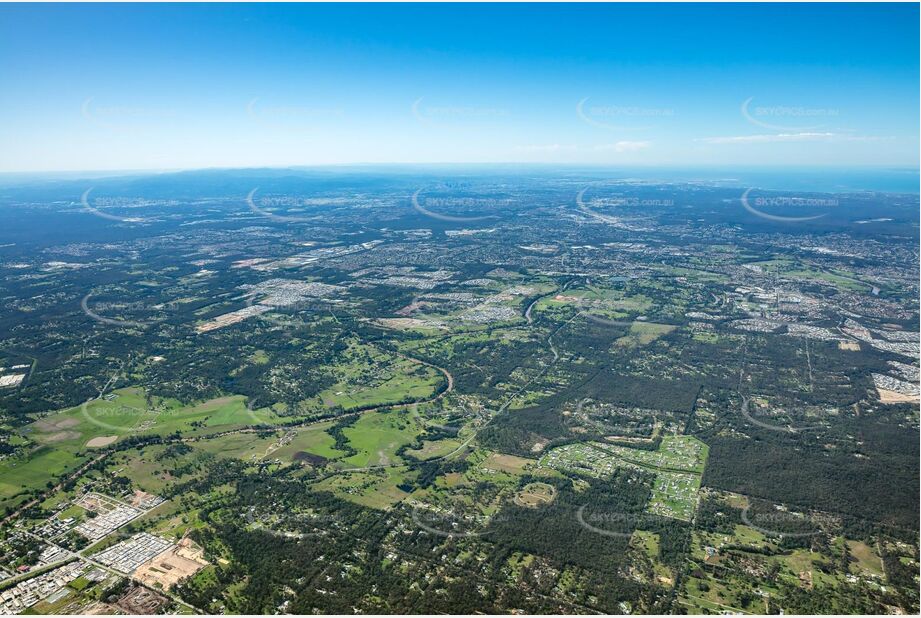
44, 430, 80, 443
128, 489, 159, 507
86, 435, 118, 448
80, 601, 119, 615
196, 306, 270, 333
483, 452, 535, 474
0, 373, 25, 388
35, 417, 80, 431
877, 388, 919, 404
133, 538, 209, 590
192, 395, 238, 411
442, 472, 466, 487
838, 341, 861, 351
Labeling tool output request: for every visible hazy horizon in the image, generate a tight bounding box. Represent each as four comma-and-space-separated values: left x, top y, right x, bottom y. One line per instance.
2, 164, 918, 196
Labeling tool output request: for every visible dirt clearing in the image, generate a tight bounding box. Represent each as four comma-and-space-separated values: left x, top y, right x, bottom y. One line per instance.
35, 417, 79, 431
44, 430, 80, 443
86, 435, 118, 448
483, 452, 535, 474
877, 388, 919, 404
134, 537, 209, 590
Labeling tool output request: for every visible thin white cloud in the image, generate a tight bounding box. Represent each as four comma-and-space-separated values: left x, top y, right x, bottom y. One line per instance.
514, 144, 578, 153
698, 132, 835, 144
516, 142, 651, 154
595, 141, 652, 152
697, 132, 892, 144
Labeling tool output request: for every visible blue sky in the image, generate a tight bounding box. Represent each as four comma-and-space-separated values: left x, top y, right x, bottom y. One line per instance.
0, 3, 918, 172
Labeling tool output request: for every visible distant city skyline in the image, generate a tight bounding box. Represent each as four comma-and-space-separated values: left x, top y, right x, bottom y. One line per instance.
1, 3, 918, 172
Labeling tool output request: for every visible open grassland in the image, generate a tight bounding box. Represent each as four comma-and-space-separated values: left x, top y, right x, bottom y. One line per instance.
190, 432, 279, 460
28, 388, 282, 450
270, 421, 346, 463
632, 530, 674, 585
481, 452, 536, 474
311, 467, 411, 509
536, 284, 655, 322
316, 344, 443, 411
405, 437, 463, 460
0, 387, 284, 510
845, 539, 885, 577
339, 409, 424, 468
747, 259, 874, 293
614, 321, 677, 348
0, 446, 85, 510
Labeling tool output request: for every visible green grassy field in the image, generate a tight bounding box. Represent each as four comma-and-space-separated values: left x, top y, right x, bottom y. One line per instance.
746, 259, 873, 293
692, 331, 719, 343
271, 421, 347, 463
614, 322, 676, 348
0, 446, 86, 508
314, 343, 443, 411
632, 530, 673, 584
0, 349, 442, 511
338, 409, 424, 468
0, 387, 285, 510
312, 467, 411, 509
189, 432, 278, 460
845, 539, 885, 577
28, 388, 282, 450
405, 438, 463, 460
535, 285, 655, 321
